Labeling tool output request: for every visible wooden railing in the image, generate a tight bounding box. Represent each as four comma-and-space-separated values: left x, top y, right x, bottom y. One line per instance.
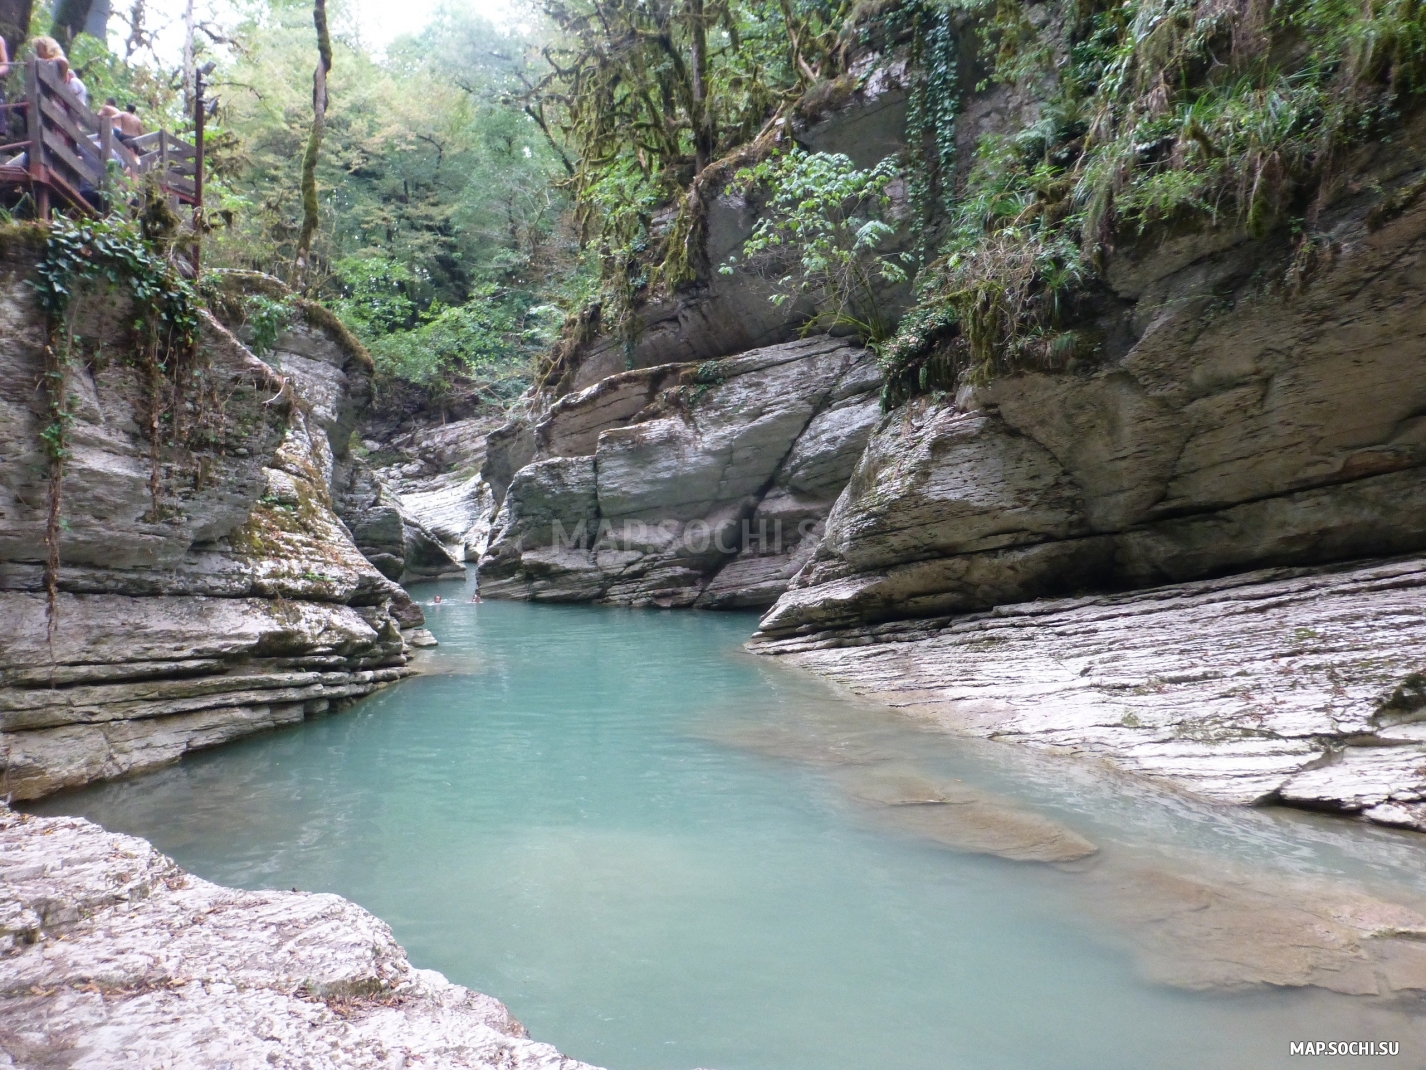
0, 59, 199, 218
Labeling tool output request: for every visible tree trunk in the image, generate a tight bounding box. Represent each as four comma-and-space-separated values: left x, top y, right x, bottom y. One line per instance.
688, 0, 712, 175
294, 0, 331, 283
0, 0, 31, 59
180, 0, 195, 115
50, 0, 92, 44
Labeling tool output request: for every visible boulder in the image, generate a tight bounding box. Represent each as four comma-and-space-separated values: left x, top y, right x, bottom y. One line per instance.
0, 805, 599, 1069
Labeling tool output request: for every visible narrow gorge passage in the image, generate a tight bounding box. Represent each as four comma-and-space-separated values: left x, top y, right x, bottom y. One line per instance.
31, 577, 1426, 1070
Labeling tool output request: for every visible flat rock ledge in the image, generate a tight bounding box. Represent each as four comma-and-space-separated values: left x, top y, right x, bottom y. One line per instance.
0, 806, 599, 1070
750, 556, 1426, 833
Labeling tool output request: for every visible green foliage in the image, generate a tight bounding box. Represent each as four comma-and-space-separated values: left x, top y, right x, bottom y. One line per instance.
896, 0, 961, 236
879, 0, 1426, 406
34, 214, 202, 348
208, 7, 571, 293
364, 290, 557, 401
528, 0, 853, 345
196, 6, 583, 397
241, 294, 299, 357
723, 149, 911, 342
328, 256, 418, 337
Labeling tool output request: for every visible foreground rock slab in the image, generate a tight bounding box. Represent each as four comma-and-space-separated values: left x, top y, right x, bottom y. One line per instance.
0, 806, 599, 1070
751, 556, 1426, 831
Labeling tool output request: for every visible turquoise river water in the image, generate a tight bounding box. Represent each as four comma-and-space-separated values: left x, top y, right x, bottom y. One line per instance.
32, 575, 1426, 1070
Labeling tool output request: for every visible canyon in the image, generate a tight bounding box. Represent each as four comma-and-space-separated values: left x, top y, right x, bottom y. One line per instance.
2, 3, 1425, 1064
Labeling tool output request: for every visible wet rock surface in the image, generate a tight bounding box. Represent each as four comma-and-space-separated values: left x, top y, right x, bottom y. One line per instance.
704, 695, 1426, 1001
834, 769, 1100, 863
0, 805, 597, 1069
751, 556, 1426, 832
1087, 861, 1426, 995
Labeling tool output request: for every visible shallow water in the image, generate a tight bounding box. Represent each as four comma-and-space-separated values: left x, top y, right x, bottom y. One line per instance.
33, 578, 1426, 1070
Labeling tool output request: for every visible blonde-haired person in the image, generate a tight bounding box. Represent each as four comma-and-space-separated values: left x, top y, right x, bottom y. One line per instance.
31, 36, 87, 108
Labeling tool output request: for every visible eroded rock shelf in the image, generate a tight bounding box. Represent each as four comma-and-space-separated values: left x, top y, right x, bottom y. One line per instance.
752, 556, 1426, 832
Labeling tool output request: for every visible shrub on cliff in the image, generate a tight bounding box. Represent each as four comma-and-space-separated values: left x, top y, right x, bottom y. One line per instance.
720, 149, 913, 343
876, 0, 1426, 406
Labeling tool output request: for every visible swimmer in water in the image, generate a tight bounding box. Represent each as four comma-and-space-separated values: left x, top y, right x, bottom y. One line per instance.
432, 594, 442, 604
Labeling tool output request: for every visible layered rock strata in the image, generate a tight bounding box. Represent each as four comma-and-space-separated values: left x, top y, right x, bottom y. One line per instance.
480, 337, 883, 607
0, 246, 423, 800
0, 805, 596, 1069
751, 556, 1426, 832
208, 270, 467, 584
757, 188, 1426, 638
333, 457, 470, 582
359, 413, 504, 565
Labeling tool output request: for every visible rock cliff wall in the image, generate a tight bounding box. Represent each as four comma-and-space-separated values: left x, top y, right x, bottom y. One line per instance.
358, 413, 504, 566
474, 59, 920, 610
466, 30, 1426, 831
757, 187, 1426, 637
209, 272, 469, 585
0, 243, 425, 801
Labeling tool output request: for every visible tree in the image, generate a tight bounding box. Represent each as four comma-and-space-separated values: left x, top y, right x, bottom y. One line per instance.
294, 0, 331, 280
0, 0, 32, 60
50, 0, 107, 44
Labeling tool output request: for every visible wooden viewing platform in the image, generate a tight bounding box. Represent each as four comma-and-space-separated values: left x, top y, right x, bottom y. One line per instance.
0, 59, 200, 219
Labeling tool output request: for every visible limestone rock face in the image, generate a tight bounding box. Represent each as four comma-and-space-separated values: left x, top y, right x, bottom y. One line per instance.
208, 272, 468, 584
479, 338, 882, 607
758, 193, 1426, 637
332, 457, 468, 581
751, 556, 1426, 833
0, 805, 597, 1069
0, 245, 420, 800
359, 413, 504, 565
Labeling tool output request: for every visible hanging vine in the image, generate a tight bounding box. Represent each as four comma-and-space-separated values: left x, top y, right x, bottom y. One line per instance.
31, 215, 206, 635
901, 0, 960, 248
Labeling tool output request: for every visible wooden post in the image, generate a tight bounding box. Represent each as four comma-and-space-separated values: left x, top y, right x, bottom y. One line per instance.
98, 108, 112, 209
159, 130, 174, 213
24, 59, 46, 219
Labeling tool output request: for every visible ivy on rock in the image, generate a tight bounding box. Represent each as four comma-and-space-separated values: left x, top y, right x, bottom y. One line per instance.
31, 214, 208, 637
